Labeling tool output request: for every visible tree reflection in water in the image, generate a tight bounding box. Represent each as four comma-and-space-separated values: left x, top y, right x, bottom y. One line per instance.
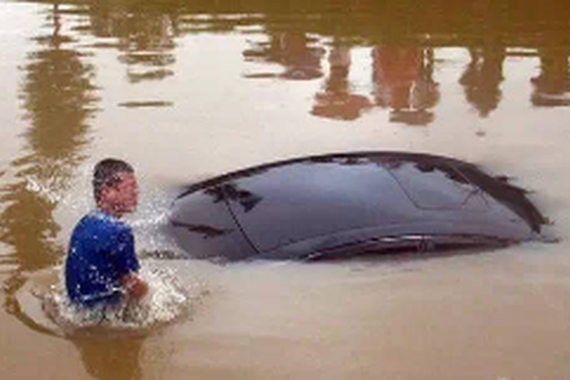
18, 0, 570, 118
1, 1, 98, 328
23, 0, 570, 123
88, 0, 179, 84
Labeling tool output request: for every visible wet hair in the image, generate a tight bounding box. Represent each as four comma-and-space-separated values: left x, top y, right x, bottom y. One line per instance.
93, 158, 134, 204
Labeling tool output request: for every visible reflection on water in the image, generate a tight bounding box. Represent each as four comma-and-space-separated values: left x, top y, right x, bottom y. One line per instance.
532, 46, 570, 107
15, 0, 570, 125
72, 334, 144, 380
87, 1, 178, 84
2, 1, 570, 379
1, 2, 98, 325
312, 45, 372, 121
459, 47, 505, 118
372, 46, 439, 125
243, 31, 325, 81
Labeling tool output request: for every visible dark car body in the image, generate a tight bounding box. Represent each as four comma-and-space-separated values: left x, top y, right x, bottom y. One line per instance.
166, 152, 548, 262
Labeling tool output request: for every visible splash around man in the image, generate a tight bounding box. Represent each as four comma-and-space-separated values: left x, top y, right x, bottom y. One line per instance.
65, 159, 148, 308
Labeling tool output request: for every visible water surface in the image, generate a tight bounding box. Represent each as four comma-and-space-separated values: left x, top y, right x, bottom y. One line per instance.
1, 1, 570, 379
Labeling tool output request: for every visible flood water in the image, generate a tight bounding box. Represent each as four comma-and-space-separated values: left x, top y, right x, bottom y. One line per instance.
1, 0, 570, 379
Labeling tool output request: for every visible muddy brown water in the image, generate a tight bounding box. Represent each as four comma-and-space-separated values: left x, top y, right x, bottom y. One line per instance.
1, 1, 570, 379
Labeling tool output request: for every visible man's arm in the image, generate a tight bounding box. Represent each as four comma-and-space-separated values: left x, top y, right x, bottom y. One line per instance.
121, 272, 149, 298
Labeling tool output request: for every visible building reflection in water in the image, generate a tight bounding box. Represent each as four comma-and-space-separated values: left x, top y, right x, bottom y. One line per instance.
311, 45, 373, 121
1, 2, 97, 325
243, 31, 325, 80
371, 46, 439, 126
459, 46, 505, 117
531, 46, 570, 107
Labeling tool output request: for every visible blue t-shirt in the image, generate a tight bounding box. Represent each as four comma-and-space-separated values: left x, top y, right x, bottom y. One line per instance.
65, 210, 140, 307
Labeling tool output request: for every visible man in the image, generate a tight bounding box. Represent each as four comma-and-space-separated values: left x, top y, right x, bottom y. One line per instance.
65, 158, 148, 308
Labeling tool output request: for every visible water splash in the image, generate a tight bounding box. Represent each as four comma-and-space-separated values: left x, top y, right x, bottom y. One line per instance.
41, 260, 208, 335
25, 175, 62, 204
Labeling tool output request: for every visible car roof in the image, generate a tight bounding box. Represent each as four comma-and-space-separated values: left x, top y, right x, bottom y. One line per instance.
170, 152, 546, 260
221, 154, 533, 252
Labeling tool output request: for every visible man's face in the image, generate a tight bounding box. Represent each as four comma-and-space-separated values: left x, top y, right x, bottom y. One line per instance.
102, 172, 139, 215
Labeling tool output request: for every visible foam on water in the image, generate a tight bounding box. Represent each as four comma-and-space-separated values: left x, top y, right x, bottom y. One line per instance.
41, 260, 208, 335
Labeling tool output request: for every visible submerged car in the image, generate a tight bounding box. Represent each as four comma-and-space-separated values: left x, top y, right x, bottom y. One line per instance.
166, 152, 549, 262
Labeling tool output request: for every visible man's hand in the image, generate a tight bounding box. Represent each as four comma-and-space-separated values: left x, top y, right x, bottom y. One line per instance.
121, 272, 149, 298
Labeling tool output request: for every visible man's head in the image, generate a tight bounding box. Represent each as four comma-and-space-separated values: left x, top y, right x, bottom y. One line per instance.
93, 159, 139, 216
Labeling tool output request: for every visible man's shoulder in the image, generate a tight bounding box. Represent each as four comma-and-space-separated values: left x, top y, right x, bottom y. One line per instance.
75, 211, 131, 237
